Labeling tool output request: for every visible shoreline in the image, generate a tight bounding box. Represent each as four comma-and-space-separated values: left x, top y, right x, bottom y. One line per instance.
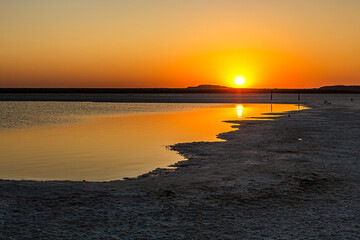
126, 108, 304, 182
1, 97, 359, 238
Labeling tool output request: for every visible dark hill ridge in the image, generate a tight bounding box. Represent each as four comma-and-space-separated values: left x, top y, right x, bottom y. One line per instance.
319, 85, 360, 92
187, 84, 230, 89
0, 85, 359, 93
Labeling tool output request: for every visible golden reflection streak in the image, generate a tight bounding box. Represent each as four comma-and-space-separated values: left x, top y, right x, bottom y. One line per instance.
236, 105, 243, 118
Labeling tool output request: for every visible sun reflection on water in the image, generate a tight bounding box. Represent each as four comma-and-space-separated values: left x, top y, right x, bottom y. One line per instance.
236, 105, 243, 118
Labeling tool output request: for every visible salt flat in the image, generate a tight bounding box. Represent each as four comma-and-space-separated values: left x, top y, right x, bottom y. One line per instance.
0, 95, 359, 239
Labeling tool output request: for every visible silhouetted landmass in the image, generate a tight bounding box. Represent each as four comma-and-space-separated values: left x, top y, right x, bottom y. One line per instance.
187, 84, 230, 89
0, 85, 359, 94
319, 85, 360, 92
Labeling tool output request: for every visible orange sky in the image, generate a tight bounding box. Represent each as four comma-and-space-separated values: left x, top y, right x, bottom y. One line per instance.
0, 0, 359, 88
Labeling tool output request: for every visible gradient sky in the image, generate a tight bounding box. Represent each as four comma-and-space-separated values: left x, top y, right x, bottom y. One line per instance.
0, 0, 359, 88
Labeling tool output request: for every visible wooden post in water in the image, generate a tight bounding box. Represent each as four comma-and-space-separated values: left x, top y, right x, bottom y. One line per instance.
270, 90, 273, 101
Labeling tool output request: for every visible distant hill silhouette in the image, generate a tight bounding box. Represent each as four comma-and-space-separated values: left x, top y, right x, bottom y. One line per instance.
187, 84, 230, 89
319, 85, 360, 92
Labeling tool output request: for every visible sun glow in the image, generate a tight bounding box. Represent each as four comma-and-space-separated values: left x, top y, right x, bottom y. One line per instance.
234, 76, 246, 86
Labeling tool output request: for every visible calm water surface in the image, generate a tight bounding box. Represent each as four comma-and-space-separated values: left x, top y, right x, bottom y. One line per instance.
0, 102, 304, 181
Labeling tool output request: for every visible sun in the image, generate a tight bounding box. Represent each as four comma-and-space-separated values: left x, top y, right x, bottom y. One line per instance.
234, 76, 246, 86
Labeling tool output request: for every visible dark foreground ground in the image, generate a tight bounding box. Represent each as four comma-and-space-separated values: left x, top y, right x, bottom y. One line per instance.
0, 97, 359, 239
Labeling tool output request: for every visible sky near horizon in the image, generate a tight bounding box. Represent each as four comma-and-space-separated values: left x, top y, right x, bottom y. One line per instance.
0, 0, 359, 88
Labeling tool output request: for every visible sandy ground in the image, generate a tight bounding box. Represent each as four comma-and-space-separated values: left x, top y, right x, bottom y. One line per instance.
0, 95, 359, 239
